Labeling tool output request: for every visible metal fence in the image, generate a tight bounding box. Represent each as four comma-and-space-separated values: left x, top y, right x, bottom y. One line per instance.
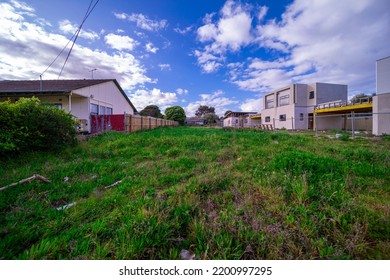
222, 112, 390, 136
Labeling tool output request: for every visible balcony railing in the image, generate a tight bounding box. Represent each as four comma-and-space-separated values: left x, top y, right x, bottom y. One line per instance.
315, 97, 372, 110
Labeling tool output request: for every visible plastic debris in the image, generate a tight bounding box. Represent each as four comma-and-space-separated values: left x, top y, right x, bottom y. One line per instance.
56, 202, 76, 211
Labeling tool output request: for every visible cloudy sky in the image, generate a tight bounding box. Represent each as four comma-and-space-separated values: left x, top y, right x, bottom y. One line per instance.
1, 0, 389, 116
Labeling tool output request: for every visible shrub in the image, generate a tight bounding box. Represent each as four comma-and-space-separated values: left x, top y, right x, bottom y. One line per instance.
0, 97, 77, 157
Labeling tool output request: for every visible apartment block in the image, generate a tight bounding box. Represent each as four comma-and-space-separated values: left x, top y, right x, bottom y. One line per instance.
261, 82, 348, 130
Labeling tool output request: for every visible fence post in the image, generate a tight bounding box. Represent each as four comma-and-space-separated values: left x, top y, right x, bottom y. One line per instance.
123, 112, 126, 132
273, 118, 275, 130
351, 111, 355, 139
314, 113, 318, 137
291, 117, 294, 131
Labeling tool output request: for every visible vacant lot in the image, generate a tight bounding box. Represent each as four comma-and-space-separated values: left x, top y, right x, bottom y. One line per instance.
0, 127, 389, 259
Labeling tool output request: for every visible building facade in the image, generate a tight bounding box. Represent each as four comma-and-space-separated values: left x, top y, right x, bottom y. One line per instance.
373, 56, 390, 135
261, 82, 348, 130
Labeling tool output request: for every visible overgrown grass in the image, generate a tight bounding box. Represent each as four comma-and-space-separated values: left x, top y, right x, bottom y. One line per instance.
0, 127, 389, 259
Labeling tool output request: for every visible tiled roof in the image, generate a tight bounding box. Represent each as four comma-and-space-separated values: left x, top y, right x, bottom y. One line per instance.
0, 79, 114, 93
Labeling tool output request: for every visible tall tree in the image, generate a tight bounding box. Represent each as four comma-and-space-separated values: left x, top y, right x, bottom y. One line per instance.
140, 105, 163, 118
165, 106, 186, 125
195, 105, 215, 118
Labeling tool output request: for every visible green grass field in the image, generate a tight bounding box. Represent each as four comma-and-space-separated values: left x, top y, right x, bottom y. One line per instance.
0, 127, 389, 259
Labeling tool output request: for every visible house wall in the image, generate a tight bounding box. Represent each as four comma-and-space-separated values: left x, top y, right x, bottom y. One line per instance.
373, 92, 390, 135
377, 56, 390, 94
223, 116, 242, 128
73, 81, 135, 115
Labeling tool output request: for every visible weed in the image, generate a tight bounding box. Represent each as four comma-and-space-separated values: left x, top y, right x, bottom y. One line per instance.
0, 127, 389, 259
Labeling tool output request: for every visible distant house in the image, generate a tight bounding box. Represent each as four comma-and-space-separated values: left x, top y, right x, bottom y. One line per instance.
223, 111, 261, 128
0, 79, 136, 133
185, 117, 204, 126
261, 82, 347, 130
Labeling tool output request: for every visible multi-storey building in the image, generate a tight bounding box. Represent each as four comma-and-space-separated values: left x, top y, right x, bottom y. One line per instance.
261, 82, 348, 130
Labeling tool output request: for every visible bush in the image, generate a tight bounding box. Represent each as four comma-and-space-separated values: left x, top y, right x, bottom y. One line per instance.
165, 106, 186, 125
0, 97, 77, 157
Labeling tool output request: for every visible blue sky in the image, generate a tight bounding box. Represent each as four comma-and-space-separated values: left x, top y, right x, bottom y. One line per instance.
1, 0, 389, 116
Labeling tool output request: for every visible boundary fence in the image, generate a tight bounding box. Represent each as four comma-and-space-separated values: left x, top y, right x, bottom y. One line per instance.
90, 114, 178, 134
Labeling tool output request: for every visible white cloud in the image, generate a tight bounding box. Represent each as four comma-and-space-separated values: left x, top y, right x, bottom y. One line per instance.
194, 0, 254, 73
174, 25, 193, 35
239, 97, 262, 113
185, 90, 238, 117
58, 19, 100, 41
104, 33, 138, 51
158, 64, 171, 71
0, 1, 152, 91
176, 88, 188, 95
114, 12, 168, 32
226, 0, 390, 95
145, 42, 159, 53
130, 88, 178, 111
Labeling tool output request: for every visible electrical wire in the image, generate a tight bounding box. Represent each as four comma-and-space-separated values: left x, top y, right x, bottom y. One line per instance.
40, 0, 100, 79
57, 0, 100, 80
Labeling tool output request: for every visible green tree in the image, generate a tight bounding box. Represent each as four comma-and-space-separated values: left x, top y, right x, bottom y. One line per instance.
140, 105, 163, 118
203, 112, 219, 124
165, 106, 186, 125
349, 93, 373, 104
195, 105, 215, 118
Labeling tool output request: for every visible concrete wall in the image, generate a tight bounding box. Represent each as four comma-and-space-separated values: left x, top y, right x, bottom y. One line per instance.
373, 93, 390, 135
316, 115, 344, 130
315, 83, 348, 105
377, 56, 390, 94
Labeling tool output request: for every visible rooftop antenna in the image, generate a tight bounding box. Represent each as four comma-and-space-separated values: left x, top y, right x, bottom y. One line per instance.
89, 68, 97, 79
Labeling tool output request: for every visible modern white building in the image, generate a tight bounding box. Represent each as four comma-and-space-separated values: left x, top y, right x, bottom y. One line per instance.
261, 82, 348, 130
373, 56, 390, 135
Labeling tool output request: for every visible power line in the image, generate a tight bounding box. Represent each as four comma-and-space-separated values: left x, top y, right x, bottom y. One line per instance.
40, 0, 100, 79
57, 0, 100, 80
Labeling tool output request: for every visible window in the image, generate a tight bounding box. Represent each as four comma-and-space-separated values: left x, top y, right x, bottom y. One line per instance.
278, 95, 289, 106
309, 91, 315, 99
300, 113, 304, 121
244, 119, 248, 124
235, 119, 239, 124
277, 90, 290, 106
228, 120, 230, 125
99, 105, 106, 115
265, 95, 274, 109
265, 116, 270, 122
279, 114, 286, 121
106, 107, 113, 115
91, 103, 98, 115
45, 103, 62, 109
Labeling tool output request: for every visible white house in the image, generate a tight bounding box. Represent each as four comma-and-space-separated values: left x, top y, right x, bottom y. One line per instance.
223, 111, 261, 128
0, 79, 137, 132
261, 82, 348, 130
373, 56, 390, 135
